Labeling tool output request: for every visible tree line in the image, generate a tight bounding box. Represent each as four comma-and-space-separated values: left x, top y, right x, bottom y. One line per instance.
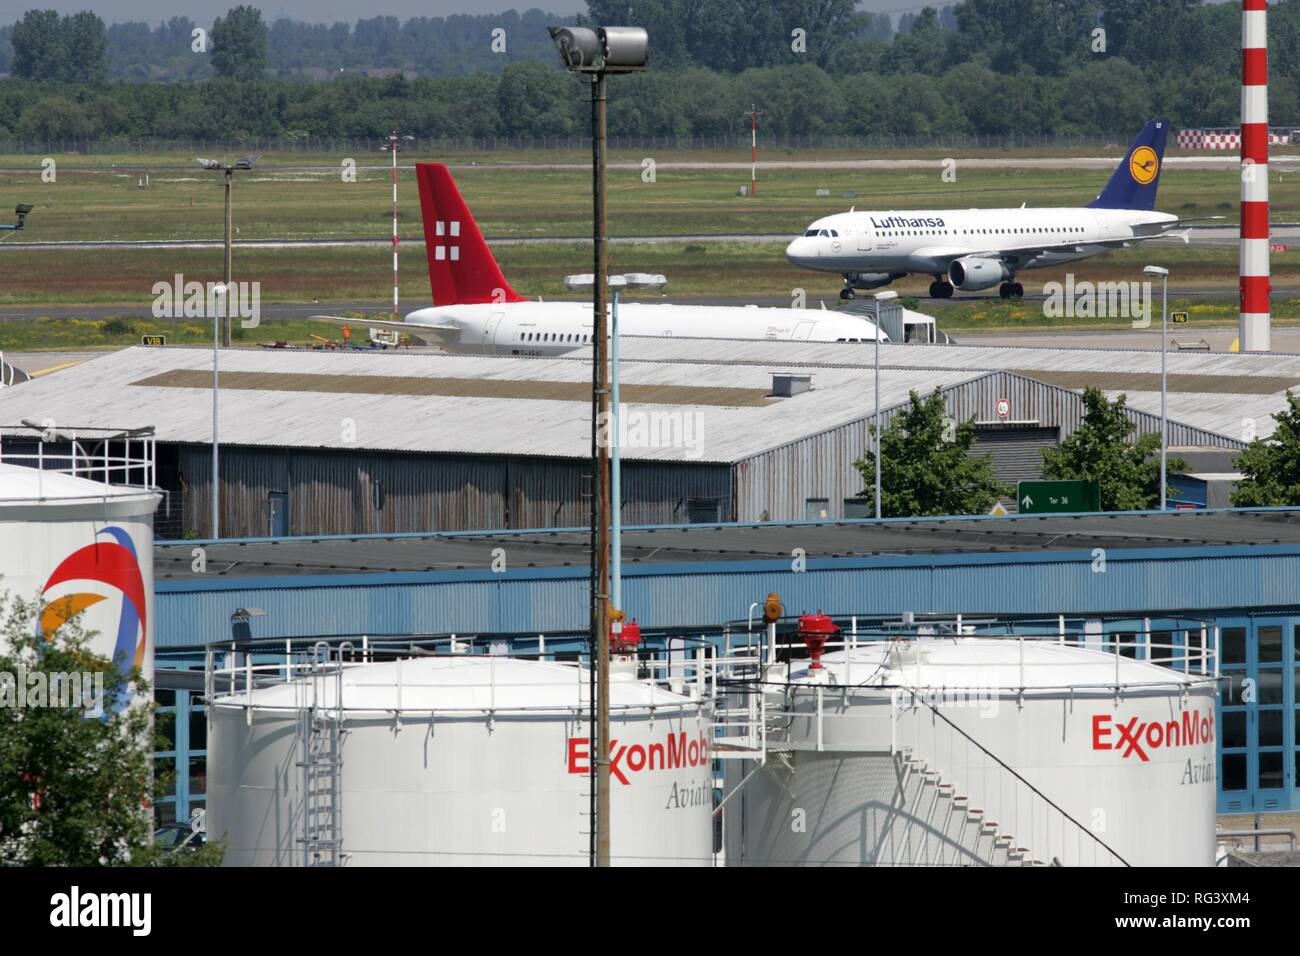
1, 0, 1298, 143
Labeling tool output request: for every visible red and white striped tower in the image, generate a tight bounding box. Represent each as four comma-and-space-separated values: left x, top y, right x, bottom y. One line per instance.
390, 129, 400, 324
1240, 0, 1271, 351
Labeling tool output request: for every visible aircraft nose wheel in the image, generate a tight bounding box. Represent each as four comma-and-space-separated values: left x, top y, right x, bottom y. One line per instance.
928, 280, 953, 299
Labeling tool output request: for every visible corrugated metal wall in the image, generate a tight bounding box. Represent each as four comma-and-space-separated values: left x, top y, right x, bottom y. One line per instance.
734, 371, 1241, 522
154, 545, 1300, 648
176, 445, 730, 538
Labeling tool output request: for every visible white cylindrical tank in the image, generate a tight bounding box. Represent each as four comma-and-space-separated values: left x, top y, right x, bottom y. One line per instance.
0, 463, 159, 690
208, 655, 714, 866
726, 637, 1217, 867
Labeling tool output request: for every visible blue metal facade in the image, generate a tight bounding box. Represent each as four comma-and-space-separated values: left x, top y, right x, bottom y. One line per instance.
153, 532, 1300, 820
156, 544, 1300, 646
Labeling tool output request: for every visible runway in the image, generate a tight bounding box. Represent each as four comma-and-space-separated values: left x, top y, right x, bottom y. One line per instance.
3, 224, 1295, 253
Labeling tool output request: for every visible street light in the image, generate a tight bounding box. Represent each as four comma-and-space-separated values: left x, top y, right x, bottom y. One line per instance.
565, 271, 667, 620
196, 155, 259, 346
1143, 265, 1169, 511
210, 282, 229, 539
550, 23, 649, 870
872, 290, 897, 520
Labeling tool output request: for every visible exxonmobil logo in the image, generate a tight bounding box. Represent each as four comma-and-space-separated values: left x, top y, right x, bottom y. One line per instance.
567, 731, 710, 785
1092, 710, 1215, 762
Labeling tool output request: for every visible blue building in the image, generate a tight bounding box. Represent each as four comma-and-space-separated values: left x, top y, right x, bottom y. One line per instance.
153, 507, 1300, 824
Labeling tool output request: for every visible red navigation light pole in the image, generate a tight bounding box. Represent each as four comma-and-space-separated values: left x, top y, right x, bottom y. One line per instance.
743, 105, 764, 196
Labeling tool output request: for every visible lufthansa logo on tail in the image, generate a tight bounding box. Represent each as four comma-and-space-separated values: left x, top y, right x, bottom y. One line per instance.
1129, 146, 1159, 185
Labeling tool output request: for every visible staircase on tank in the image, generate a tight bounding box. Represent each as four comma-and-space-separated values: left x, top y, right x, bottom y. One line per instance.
895, 750, 1045, 867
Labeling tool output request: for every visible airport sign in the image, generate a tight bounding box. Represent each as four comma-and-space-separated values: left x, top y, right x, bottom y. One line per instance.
141, 334, 166, 346
1017, 480, 1101, 514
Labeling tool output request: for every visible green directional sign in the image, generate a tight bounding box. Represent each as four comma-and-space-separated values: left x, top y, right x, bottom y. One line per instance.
1016, 479, 1101, 514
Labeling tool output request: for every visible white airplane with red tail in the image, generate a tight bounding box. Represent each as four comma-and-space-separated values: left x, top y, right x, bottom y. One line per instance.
317, 163, 935, 353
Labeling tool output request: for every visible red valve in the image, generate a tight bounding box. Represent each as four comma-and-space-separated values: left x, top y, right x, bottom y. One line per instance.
797, 611, 838, 670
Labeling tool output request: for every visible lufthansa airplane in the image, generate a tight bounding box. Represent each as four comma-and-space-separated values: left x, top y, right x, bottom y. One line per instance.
316, 164, 940, 353
785, 120, 1199, 300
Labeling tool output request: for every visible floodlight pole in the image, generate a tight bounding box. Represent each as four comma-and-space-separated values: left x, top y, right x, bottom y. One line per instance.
223, 168, 233, 347
590, 69, 613, 870
611, 284, 622, 616
874, 331, 881, 520
212, 286, 223, 539
1159, 271, 1168, 510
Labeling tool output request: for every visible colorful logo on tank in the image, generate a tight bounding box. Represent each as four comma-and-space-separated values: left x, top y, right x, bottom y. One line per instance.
39, 527, 147, 670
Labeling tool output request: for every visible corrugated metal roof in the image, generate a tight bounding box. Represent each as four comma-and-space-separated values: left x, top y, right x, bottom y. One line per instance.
0, 345, 995, 463
152, 508, 1300, 582
611, 338, 1300, 441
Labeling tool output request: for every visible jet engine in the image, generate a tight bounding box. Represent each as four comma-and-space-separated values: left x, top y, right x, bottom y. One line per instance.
947, 257, 1011, 291
846, 271, 906, 291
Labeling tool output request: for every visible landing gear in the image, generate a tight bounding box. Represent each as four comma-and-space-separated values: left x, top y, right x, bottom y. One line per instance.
999, 282, 1024, 299
928, 279, 954, 299
839, 287, 856, 301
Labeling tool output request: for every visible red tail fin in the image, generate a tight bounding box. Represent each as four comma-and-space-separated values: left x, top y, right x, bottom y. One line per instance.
415, 162, 526, 306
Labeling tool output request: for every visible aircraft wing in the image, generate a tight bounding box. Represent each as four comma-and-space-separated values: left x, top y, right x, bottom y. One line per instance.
912, 219, 1219, 270
309, 315, 461, 344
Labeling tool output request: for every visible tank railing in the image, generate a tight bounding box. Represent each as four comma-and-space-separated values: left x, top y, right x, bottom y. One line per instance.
730, 633, 1217, 697
0, 427, 158, 493
201, 639, 761, 719
895, 693, 1131, 867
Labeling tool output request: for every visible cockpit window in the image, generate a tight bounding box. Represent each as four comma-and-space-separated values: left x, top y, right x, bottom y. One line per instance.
804, 229, 818, 237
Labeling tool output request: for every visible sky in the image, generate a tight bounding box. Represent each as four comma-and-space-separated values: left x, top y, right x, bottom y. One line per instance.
0, 1, 949, 28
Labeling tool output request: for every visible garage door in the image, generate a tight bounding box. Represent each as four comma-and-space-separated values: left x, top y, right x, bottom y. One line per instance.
972, 425, 1059, 485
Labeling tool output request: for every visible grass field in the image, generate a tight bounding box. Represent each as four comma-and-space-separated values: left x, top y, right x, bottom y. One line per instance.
0, 293, 1294, 354
4, 147, 1298, 242
3, 145, 1298, 348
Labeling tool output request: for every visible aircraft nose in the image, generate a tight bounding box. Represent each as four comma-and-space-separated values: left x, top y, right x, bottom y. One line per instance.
786, 236, 816, 267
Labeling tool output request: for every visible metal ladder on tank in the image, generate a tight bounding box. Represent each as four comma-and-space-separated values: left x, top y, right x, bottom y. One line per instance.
296, 642, 350, 867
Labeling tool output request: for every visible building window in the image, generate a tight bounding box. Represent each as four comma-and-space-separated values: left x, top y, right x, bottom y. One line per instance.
686, 497, 722, 524
843, 498, 873, 519
805, 498, 830, 521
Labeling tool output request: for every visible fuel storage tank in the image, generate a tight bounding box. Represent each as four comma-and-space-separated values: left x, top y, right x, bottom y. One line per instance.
208, 653, 714, 866
724, 636, 1217, 867
0, 463, 158, 689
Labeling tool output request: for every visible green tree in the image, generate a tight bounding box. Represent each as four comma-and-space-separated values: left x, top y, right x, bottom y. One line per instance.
1231, 392, 1300, 506
853, 388, 1010, 517
18, 94, 95, 140
63, 11, 107, 84
1041, 387, 1187, 511
10, 9, 66, 81
0, 595, 221, 865
211, 5, 268, 81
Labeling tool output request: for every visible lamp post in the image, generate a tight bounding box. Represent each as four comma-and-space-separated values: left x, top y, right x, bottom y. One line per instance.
210, 282, 228, 539
566, 271, 668, 619
1144, 265, 1170, 510
197, 155, 259, 346
872, 290, 897, 520
550, 23, 649, 870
